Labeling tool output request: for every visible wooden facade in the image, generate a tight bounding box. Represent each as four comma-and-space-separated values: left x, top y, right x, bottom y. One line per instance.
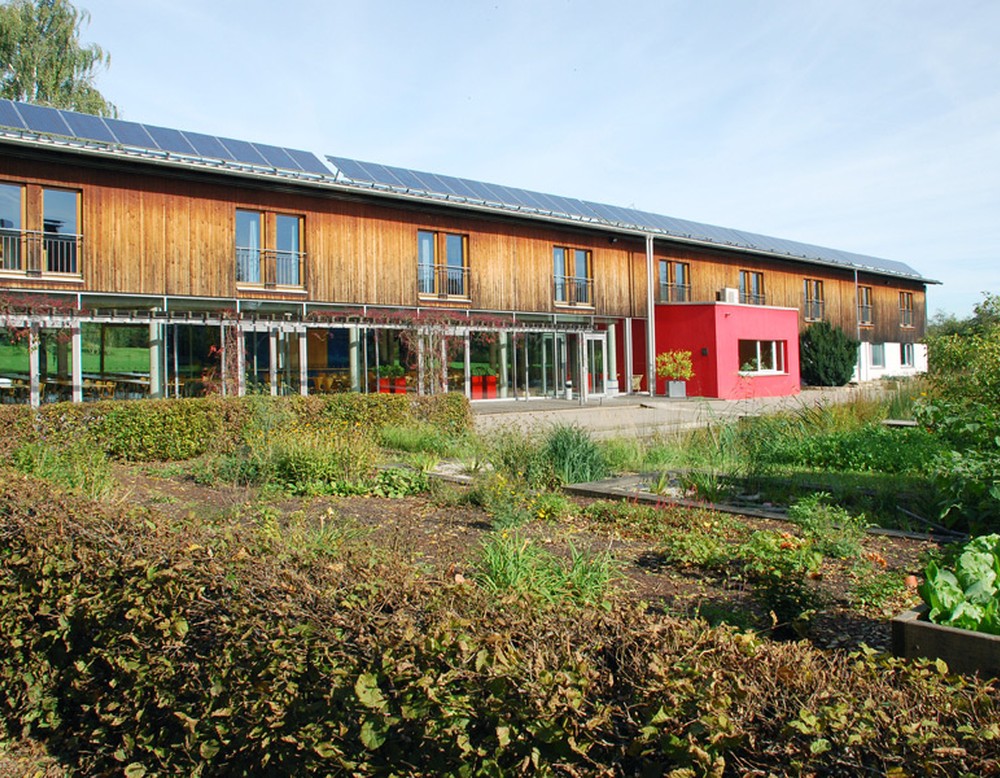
0, 149, 652, 320
654, 243, 927, 347
0, 100, 934, 404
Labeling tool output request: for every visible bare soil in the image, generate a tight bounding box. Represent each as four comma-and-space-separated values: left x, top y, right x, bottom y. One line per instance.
112, 463, 932, 653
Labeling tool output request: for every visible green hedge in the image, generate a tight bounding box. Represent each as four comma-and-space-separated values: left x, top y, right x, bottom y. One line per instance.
1, 473, 999, 776
0, 393, 472, 462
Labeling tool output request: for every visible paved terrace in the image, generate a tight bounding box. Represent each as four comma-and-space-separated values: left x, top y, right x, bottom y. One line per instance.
472, 386, 875, 440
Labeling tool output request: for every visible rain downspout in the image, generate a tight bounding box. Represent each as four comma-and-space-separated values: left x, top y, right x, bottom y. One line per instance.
854, 267, 862, 382
645, 233, 656, 394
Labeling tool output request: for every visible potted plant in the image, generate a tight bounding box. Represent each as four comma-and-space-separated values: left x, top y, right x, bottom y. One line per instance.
655, 350, 694, 398
378, 363, 407, 394
470, 365, 499, 398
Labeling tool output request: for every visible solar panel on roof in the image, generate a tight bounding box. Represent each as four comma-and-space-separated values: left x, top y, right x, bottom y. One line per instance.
380, 164, 429, 191
251, 142, 300, 170
0, 100, 27, 131
219, 137, 269, 167
435, 174, 483, 201
326, 156, 371, 181
103, 117, 157, 148
500, 187, 545, 211
15, 103, 72, 136
284, 148, 330, 175
370, 162, 414, 188
143, 125, 197, 155
58, 110, 116, 143
183, 131, 234, 161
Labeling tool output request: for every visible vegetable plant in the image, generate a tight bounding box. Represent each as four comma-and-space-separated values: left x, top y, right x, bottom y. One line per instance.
919, 534, 1000, 634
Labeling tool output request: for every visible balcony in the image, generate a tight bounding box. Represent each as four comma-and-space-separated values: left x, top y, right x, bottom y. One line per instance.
236, 247, 305, 288
739, 291, 766, 306
554, 275, 593, 306
804, 299, 825, 321
0, 229, 82, 276
658, 283, 690, 303
418, 262, 468, 299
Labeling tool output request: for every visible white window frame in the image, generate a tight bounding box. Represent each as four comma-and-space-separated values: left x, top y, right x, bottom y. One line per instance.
871, 342, 885, 368
738, 339, 786, 375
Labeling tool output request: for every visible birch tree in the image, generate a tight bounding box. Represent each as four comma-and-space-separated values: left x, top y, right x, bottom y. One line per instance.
0, 0, 116, 116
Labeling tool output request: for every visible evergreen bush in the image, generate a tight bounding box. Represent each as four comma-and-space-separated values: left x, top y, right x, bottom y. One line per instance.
799, 321, 859, 386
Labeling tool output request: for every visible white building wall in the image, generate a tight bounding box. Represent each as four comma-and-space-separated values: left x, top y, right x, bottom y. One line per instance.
853, 341, 927, 383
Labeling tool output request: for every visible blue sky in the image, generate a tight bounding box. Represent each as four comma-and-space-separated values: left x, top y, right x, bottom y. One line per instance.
78, 0, 1000, 318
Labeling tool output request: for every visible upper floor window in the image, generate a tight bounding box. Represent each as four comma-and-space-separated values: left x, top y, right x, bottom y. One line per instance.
738, 339, 786, 374
43, 188, 80, 275
0, 182, 82, 277
0, 183, 23, 272
899, 291, 914, 328
738, 270, 765, 305
803, 279, 824, 321
236, 209, 304, 288
418, 229, 468, 298
553, 246, 592, 306
658, 260, 690, 302
858, 286, 873, 326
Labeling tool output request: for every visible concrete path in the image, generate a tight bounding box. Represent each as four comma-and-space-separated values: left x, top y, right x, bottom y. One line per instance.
472, 385, 879, 439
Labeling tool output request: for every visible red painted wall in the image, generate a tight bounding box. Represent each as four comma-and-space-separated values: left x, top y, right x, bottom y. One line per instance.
654, 303, 800, 399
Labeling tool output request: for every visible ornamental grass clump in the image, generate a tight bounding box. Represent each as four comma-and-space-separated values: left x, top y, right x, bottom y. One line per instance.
544, 424, 608, 485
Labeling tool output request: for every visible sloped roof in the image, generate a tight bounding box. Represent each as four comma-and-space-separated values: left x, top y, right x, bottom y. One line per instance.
0, 98, 933, 283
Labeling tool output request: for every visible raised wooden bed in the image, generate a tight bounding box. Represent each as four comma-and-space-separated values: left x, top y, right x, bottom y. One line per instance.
892, 606, 1000, 678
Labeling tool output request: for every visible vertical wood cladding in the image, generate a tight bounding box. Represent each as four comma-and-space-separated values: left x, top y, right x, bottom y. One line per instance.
654, 244, 927, 342
0, 155, 925, 334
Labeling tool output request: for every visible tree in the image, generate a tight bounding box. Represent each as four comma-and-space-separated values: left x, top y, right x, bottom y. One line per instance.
799, 321, 859, 387
0, 0, 116, 116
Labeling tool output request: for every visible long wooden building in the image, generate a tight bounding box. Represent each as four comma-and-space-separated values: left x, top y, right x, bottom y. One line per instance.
0, 98, 934, 405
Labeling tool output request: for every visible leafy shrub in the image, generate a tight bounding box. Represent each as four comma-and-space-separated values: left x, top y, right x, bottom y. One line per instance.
529, 490, 573, 522
3, 475, 1000, 776
920, 534, 1000, 634
468, 473, 533, 529
786, 492, 868, 559
657, 529, 729, 569
544, 424, 608, 485
739, 531, 824, 631
799, 321, 859, 387
486, 429, 554, 489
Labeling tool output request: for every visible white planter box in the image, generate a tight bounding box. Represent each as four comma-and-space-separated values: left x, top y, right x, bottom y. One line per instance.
667, 380, 687, 399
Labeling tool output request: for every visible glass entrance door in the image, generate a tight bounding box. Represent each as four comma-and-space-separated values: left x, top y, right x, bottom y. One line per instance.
584, 333, 607, 397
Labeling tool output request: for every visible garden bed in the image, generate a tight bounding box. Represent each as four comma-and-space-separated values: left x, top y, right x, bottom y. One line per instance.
893, 606, 1000, 677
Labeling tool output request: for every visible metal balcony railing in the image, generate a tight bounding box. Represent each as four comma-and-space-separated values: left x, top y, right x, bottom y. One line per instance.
739, 291, 766, 305
554, 275, 593, 306
900, 308, 914, 327
418, 263, 468, 298
804, 299, 825, 321
236, 247, 305, 287
0, 229, 82, 275
658, 283, 690, 302
858, 304, 873, 325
